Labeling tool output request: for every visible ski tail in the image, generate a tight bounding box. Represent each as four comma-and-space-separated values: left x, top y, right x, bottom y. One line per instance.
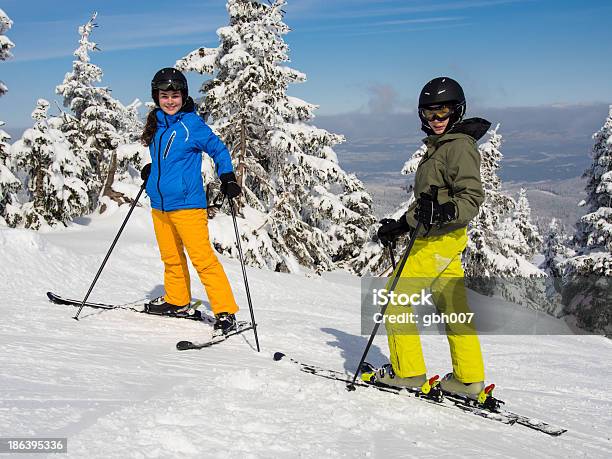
176, 321, 253, 350
47, 291, 116, 309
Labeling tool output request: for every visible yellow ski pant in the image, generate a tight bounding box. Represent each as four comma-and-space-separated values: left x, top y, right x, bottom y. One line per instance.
151, 208, 239, 315
384, 227, 484, 383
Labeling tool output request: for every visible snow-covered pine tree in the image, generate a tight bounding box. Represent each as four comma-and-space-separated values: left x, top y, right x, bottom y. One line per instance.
56, 12, 130, 212
463, 124, 544, 304
0, 8, 21, 226
119, 99, 144, 144
540, 218, 574, 316
10, 99, 88, 229
99, 98, 146, 212
542, 219, 572, 277
353, 143, 425, 275
513, 188, 542, 258
563, 105, 612, 333
401, 144, 427, 177
177, 0, 376, 273
0, 8, 14, 98
0, 122, 20, 226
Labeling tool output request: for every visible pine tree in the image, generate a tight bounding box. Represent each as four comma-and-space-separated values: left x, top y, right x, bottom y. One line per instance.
354, 143, 425, 275
463, 124, 545, 304
0, 121, 21, 226
98, 98, 146, 212
539, 218, 574, 316
401, 144, 427, 176
0, 8, 14, 98
563, 105, 612, 333
10, 100, 88, 229
512, 188, 542, 259
56, 12, 129, 212
177, 0, 376, 273
0, 8, 21, 226
464, 125, 513, 277
574, 106, 612, 257
542, 219, 571, 276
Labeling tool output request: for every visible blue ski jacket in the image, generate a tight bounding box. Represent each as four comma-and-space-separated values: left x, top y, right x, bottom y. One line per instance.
146, 106, 234, 211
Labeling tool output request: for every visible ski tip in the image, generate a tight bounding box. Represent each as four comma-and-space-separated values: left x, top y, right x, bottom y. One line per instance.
176, 341, 193, 351
273, 352, 286, 361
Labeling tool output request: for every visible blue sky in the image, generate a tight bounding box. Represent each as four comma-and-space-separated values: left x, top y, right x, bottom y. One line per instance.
1, 0, 612, 129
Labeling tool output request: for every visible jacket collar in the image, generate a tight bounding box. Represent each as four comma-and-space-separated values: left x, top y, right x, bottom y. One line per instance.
423, 117, 492, 146
155, 97, 196, 128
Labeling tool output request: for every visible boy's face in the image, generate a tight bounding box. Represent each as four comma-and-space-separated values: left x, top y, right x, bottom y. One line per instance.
428, 117, 449, 135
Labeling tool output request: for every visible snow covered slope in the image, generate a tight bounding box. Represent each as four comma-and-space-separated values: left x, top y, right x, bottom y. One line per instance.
1, 207, 611, 458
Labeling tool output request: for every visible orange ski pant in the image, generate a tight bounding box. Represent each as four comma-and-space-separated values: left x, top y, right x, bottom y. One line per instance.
151, 208, 238, 315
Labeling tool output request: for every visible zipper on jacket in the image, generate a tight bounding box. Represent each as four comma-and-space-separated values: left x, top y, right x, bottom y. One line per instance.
163, 131, 176, 159
156, 115, 170, 212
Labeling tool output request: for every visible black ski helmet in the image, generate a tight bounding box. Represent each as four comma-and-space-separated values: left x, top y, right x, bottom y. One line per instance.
151, 67, 188, 105
418, 76, 466, 134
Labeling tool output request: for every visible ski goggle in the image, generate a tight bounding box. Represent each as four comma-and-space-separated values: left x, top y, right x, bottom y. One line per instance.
419, 105, 454, 122
153, 80, 186, 91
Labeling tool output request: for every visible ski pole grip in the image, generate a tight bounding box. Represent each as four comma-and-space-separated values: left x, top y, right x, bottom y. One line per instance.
430, 185, 439, 203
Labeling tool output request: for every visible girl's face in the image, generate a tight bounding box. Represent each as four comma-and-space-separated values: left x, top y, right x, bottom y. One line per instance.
158, 90, 183, 115
428, 117, 449, 135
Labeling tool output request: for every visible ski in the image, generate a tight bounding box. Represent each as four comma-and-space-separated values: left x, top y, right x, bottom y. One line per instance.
46, 291, 214, 323
176, 321, 254, 350
273, 352, 567, 436
439, 390, 567, 436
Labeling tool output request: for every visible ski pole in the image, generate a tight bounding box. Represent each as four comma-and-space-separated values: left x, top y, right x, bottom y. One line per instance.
73, 183, 146, 320
346, 220, 423, 391
229, 199, 261, 352
386, 240, 397, 271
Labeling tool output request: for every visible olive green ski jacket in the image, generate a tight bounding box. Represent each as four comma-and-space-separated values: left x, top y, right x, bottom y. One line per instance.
405, 117, 492, 237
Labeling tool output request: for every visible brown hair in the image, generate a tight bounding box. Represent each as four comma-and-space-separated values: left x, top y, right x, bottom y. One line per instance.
141, 109, 158, 146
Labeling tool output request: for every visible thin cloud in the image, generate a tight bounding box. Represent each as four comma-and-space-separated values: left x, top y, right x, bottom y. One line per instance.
293, 16, 466, 35
292, 0, 528, 20
9, 10, 223, 63
323, 22, 473, 38
372, 16, 465, 26
11, 37, 216, 64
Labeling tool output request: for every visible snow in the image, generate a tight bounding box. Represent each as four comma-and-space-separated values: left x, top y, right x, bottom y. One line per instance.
0, 163, 17, 185
1, 209, 611, 457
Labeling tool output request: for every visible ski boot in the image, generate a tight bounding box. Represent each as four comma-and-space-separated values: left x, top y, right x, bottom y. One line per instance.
213, 312, 237, 335
440, 372, 500, 410
360, 363, 442, 400
145, 297, 191, 315
439, 372, 484, 399
361, 363, 427, 389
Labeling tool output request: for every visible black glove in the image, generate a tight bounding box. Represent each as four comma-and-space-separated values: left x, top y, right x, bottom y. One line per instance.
415, 192, 456, 228
220, 172, 241, 199
377, 217, 411, 245
141, 163, 152, 184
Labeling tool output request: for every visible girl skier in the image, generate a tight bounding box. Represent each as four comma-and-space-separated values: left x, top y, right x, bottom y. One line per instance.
140, 67, 241, 334
376, 77, 491, 397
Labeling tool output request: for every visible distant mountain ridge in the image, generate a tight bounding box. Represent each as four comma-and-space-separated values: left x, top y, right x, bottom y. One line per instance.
315, 103, 609, 182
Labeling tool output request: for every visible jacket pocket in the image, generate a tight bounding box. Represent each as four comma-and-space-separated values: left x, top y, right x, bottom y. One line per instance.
182, 174, 189, 198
